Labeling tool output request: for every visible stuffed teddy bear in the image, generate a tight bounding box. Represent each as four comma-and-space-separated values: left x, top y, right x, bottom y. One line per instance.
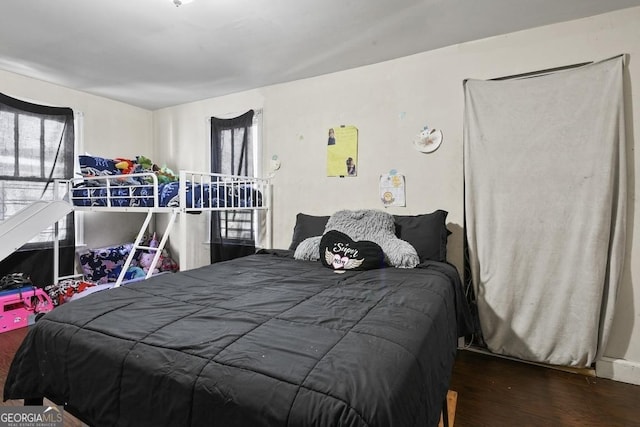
294, 209, 419, 268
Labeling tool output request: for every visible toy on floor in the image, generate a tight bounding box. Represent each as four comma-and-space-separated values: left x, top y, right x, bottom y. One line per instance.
1, 284, 54, 332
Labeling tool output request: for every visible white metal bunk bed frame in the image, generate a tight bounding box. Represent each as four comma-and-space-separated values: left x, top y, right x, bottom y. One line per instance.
53, 170, 271, 287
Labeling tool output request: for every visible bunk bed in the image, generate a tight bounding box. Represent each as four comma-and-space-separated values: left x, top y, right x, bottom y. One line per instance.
53, 167, 271, 287
5, 207, 472, 427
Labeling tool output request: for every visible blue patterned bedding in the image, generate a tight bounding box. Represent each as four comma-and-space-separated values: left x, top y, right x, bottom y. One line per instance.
71, 181, 262, 208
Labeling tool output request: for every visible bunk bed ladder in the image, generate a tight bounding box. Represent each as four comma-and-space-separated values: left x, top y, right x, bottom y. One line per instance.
113, 209, 179, 287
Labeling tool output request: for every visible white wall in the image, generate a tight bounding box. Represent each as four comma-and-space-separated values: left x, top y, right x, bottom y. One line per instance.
154, 7, 640, 383
0, 70, 154, 247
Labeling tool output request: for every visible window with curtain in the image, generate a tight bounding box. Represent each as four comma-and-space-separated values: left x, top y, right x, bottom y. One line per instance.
0, 92, 75, 286
210, 110, 260, 263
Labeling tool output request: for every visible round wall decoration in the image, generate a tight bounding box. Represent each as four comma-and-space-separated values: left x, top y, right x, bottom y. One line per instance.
413, 127, 443, 153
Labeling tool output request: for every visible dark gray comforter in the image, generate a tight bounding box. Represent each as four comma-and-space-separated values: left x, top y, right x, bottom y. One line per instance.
4, 250, 472, 427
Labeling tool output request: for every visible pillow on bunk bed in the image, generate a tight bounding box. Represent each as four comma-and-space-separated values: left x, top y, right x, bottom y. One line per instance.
295, 209, 419, 268
393, 210, 451, 263
79, 155, 120, 177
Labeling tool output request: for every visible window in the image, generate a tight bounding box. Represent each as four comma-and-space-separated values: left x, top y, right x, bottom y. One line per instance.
210, 110, 261, 262
0, 92, 75, 249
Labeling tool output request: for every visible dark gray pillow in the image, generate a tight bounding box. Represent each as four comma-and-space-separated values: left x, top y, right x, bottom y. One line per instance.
288, 213, 330, 250
393, 210, 450, 262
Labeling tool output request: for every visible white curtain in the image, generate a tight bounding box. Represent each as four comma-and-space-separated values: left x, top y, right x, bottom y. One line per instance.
463, 56, 626, 367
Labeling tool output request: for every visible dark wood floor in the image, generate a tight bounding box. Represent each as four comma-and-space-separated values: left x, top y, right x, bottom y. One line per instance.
450, 349, 640, 426
2, 326, 640, 426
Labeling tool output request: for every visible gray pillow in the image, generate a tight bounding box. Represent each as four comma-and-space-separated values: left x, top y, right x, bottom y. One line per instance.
294, 209, 419, 268
294, 236, 322, 260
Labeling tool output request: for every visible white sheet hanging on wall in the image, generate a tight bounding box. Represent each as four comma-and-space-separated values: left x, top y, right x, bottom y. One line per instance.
463, 56, 626, 367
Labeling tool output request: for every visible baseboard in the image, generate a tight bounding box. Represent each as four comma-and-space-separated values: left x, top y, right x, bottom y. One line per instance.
459, 345, 596, 376
596, 357, 640, 386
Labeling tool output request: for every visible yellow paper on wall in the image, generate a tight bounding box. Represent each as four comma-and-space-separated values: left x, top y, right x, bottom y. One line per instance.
326, 126, 358, 177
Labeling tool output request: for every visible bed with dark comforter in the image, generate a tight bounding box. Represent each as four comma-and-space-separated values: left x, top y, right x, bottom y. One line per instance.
4, 250, 472, 427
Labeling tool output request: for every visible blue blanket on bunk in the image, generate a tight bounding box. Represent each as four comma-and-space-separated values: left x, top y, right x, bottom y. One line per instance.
71, 182, 262, 208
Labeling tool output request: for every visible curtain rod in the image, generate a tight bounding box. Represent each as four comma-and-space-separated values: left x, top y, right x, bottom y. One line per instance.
491, 61, 593, 81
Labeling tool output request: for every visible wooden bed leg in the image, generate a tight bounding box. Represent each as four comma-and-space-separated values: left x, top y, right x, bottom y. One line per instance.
24, 397, 44, 406
441, 395, 449, 427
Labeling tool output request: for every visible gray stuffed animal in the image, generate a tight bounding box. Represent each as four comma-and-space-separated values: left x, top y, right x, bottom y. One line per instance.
294, 209, 419, 268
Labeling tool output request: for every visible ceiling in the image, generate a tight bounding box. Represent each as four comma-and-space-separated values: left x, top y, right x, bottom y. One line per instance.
2, 0, 640, 110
